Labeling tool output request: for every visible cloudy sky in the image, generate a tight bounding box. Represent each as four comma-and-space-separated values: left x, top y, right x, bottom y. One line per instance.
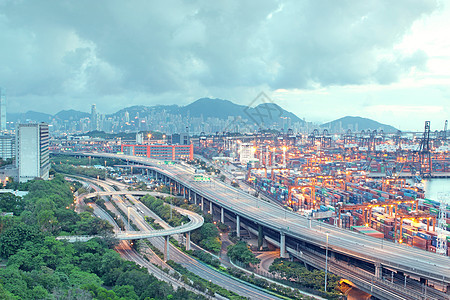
0, 0, 448, 131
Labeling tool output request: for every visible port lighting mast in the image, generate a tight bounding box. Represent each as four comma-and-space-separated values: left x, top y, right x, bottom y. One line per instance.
443, 120, 448, 140
416, 121, 432, 178
436, 192, 449, 255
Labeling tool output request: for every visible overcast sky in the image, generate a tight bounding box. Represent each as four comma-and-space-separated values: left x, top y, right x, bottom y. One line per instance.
0, 0, 449, 131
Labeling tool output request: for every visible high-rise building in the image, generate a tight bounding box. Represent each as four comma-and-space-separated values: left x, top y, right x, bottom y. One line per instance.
0, 135, 15, 160
91, 104, 98, 131
239, 143, 256, 164
16, 123, 50, 182
0, 88, 6, 132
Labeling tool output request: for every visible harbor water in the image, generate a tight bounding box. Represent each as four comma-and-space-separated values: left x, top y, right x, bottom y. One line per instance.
423, 178, 450, 202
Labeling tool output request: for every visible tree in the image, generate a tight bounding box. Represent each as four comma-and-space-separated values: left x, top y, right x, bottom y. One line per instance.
191, 223, 221, 253
0, 222, 43, 258
227, 241, 260, 266
69, 270, 103, 288
0, 267, 30, 299
115, 269, 157, 297
0, 193, 25, 216
31, 285, 48, 300
113, 285, 139, 300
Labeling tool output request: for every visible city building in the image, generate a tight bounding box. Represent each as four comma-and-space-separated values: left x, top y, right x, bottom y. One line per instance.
91, 104, 98, 131
136, 132, 144, 144
171, 129, 190, 145
239, 143, 255, 164
0, 135, 15, 160
121, 144, 193, 160
16, 123, 50, 182
0, 88, 6, 132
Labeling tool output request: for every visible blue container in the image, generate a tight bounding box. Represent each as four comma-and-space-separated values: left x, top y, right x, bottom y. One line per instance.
417, 232, 431, 240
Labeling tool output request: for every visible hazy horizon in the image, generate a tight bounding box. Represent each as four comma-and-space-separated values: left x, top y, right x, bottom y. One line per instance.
1, 0, 449, 131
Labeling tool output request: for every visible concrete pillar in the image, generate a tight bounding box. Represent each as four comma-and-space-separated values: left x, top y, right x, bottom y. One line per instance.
188, 189, 191, 202
280, 232, 288, 258
183, 187, 186, 199
194, 193, 197, 205
164, 235, 170, 261
375, 263, 382, 279
201, 197, 204, 211
186, 232, 191, 251
221, 207, 224, 223
236, 215, 240, 237
258, 224, 264, 250
209, 201, 213, 215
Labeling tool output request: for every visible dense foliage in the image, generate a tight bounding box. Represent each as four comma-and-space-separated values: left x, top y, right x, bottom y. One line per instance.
190, 222, 222, 254
0, 193, 25, 216
51, 163, 107, 180
0, 157, 14, 168
3, 175, 113, 237
227, 241, 260, 267
50, 155, 122, 167
141, 194, 221, 253
190, 250, 220, 268
0, 174, 205, 299
140, 195, 189, 227
269, 258, 342, 296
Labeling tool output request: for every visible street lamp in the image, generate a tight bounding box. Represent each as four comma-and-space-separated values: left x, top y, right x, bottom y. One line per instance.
324, 232, 329, 292
127, 206, 131, 232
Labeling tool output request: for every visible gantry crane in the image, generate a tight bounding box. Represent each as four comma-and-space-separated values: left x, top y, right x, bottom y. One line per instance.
414, 121, 432, 177
394, 212, 437, 244
337, 199, 419, 228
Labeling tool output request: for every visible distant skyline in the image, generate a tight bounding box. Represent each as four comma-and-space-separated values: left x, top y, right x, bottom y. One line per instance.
0, 1, 449, 131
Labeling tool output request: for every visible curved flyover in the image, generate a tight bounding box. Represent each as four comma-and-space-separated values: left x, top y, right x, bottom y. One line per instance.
57, 191, 204, 242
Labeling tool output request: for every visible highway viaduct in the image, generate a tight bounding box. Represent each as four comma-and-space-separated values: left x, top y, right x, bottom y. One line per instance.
58, 190, 203, 261
57, 152, 450, 300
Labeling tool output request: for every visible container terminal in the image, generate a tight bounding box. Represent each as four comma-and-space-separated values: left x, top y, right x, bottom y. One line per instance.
193, 121, 450, 256
49, 120, 450, 256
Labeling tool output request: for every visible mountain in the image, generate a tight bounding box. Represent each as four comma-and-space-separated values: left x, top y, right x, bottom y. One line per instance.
184, 98, 245, 119
110, 98, 304, 126
54, 109, 89, 121
8, 111, 52, 123
321, 116, 397, 133
8, 110, 89, 123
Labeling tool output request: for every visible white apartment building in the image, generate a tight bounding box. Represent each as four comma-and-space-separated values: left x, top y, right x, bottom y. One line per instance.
16, 123, 50, 182
0, 135, 14, 160
239, 143, 255, 164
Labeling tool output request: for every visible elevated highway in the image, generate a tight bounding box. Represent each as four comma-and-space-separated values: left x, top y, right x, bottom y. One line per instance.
59, 152, 450, 299
58, 191, 203, 255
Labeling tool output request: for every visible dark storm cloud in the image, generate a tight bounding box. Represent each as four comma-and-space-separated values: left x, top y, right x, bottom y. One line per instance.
0, 0, 438, 112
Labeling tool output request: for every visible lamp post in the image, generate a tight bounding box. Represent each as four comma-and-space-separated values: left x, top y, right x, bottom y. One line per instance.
324, 232, 329, 292
127, 206, 131, 232
170, 197, 173, 220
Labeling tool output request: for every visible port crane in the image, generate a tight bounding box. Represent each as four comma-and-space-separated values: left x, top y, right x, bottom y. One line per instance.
414, 121, 432, 177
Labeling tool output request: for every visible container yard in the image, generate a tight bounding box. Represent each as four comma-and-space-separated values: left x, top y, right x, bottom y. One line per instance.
193, 121, 450, 257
